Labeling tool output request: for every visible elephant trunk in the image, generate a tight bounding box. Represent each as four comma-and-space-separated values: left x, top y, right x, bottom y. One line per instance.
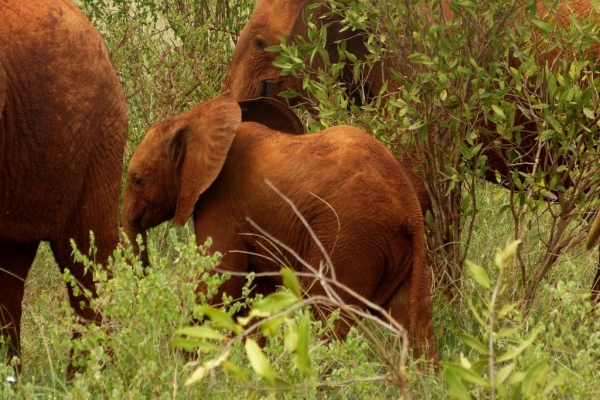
123, 224, 150, 267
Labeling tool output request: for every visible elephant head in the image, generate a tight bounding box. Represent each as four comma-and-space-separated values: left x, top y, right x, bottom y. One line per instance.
221, 0, 305, 100
222, 0, 395, 103
122, 94, 304, 263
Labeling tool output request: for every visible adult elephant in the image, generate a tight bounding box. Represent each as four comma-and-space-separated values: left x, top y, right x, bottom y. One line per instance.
0, 0, 128, 375
121, 93, 439, 369
221, 0, 395, 104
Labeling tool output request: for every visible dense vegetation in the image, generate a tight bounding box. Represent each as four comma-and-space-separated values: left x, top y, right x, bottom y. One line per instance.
2, 0, 600, 398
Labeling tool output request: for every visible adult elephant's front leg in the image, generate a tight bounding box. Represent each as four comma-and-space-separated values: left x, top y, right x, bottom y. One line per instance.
50, 232, 114, 377
0, 241, 39, 372
50, 238, 103, 329
49, 178, 122, 375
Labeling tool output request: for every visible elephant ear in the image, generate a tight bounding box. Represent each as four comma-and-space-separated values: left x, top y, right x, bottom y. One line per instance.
172, 93, 242, 226
239, 97, 305, 134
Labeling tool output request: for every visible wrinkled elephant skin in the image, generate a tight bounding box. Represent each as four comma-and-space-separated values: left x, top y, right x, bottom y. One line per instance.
0, 0, 128, 373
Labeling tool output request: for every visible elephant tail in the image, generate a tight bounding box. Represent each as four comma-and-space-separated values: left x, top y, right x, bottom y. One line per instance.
408, 223, 440, 371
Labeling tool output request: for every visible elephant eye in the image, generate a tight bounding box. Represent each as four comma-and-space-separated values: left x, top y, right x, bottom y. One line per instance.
253, 37, 267, 51
130, 175, 143, 188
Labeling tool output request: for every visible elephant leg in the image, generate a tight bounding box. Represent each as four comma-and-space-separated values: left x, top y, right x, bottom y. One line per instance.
49, 192, 120, 376
50, 174, 121, 326
200, 248, 251, 307
300, 248, 381, 342
385, 272, 438, 369
49, 236, 106, 378
50, 239, 101, 327
383, 276, 412, 336
0, 241, 39, 372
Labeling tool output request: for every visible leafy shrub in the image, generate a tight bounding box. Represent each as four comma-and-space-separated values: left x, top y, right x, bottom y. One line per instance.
272, 0, 600, 308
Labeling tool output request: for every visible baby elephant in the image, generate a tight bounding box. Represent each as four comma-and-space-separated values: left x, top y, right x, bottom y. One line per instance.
122, 93, 438, 366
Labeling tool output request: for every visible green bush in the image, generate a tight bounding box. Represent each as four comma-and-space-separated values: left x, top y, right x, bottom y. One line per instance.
273, 0, 600, 308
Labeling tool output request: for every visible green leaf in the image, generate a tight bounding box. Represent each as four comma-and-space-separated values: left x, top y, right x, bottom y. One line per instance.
522, 360, 550, 397
467, 298, 487, 329
539, 130, 555, 141
494, 240, 521, 269
496, 363, 516, 386
408, 52, 433, 65
496, 327, 541, 363
532, 18, 551, 33
297, 310, 312, 376
497, 303, 519, 319
583, 107, 595, 119
444, 369, 472, 400
548, 74, 557, 98
265, 45, 282, 53
543, 374, 567, 395
281, 268, 302, 298
425, 210, 435, 227
170, 338, 219, 353
466, 260, 491, 290
249, 292, 299, 318
471, 358, 488, 375
268, 377, 293, 392
441, 362, 487, 385
174, 326, 225, 341
198, 305, 241, 333
491, 104, 506, 119
259, 315, 286, 337
223, 360, 248, 383
505, 371, 526, 385
457, 332, 488, 355
245, 338, 275, 385
459, 353, 472, 369
495, 327, 520, 338
284, 319, 298, 352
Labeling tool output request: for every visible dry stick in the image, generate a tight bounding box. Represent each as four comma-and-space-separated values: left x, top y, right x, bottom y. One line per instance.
258, 180, 410, 334
233, 232, 411, 397
237, 232, 295, 269
249, 180, 411, 394
263, 179, 339, 293
240, 224, 407, 334
172, 361, 178, 400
